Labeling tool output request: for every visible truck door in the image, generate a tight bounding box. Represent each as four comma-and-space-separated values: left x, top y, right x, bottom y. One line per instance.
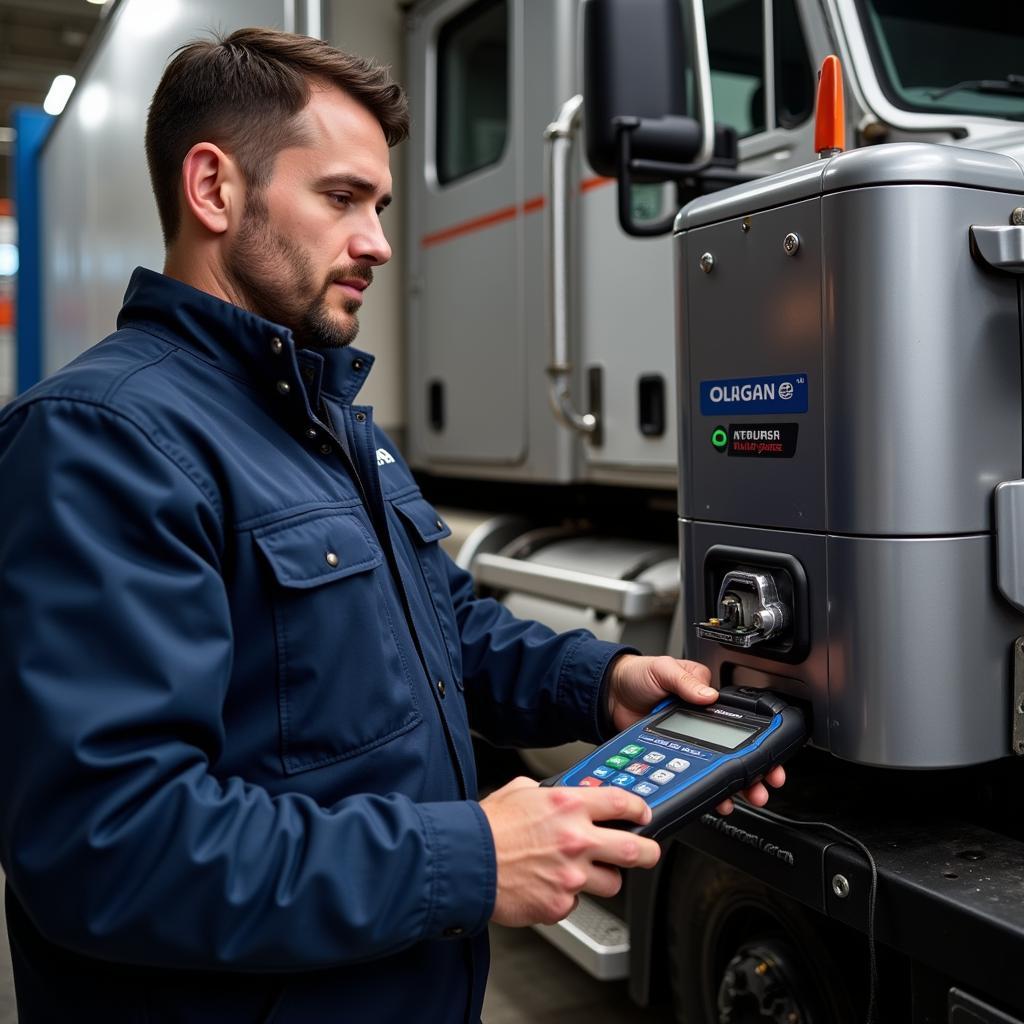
406, 0, 527, 466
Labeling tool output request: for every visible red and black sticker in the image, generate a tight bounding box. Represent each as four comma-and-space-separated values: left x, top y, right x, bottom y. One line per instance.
710, 423, 799, 458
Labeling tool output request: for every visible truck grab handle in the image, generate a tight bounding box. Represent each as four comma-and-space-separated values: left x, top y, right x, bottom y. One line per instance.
544, 94, 599, 440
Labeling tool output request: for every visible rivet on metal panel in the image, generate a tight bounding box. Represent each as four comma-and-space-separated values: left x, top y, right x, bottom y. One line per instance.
1012, 207, 1024, 226
741, 217, 751, 233
699, 252, 715, 273
783, 233, 801, 256
831, 874, 850, 898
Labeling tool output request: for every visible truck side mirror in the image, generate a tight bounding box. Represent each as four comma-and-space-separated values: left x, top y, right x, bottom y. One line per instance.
582, 0, 716, 236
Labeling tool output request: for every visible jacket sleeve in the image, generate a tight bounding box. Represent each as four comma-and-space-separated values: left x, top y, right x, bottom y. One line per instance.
0, 399, 494, 971
444, 553, 635, 749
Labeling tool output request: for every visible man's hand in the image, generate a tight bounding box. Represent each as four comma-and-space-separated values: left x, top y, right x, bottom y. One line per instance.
479, 776, 661, 927
606, 654, 786, 814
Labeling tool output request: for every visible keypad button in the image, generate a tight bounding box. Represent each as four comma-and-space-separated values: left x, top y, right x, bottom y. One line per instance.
642, 751, 666, 764
578, 777, 603, 787
624, 762, 649, 776
592, 765, 613, 779
605, 755, 630, 769
620, 743, 645, 758
610, 773, 634, 787
632, 782, 659, 797
648, 769, 676, 785
667, 757, 691, 772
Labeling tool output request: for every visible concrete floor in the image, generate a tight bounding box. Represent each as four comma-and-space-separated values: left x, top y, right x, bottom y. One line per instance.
0, 879, 13, 1024
484, 923, 672, 1024
0, 873, 670, 1024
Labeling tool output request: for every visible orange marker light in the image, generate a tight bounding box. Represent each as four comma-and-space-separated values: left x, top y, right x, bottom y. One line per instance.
814, 55, 846, 157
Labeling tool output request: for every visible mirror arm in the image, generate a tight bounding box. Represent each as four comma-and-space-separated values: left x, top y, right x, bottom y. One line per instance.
613, 0, 715, 237
614, 119, 679, 237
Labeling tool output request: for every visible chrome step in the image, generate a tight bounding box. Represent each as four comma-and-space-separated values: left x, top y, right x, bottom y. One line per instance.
531, 894, 630, 981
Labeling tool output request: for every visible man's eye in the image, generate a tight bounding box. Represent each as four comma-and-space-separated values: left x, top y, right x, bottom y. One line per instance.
328, 193, 352, 208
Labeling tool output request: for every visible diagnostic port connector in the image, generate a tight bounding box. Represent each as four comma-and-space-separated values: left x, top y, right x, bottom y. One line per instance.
697, 570, 790, 649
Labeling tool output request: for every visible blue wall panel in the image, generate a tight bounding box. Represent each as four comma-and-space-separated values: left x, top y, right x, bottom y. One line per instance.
13, 107, 53, 393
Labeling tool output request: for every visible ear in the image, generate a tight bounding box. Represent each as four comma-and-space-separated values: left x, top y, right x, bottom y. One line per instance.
179, 142, 242, 235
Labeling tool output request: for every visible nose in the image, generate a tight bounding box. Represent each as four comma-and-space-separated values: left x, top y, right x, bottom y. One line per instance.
350, 211, 391, 267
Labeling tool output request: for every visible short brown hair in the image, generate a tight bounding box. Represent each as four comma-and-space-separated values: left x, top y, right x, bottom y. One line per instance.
145, 27, 409, 244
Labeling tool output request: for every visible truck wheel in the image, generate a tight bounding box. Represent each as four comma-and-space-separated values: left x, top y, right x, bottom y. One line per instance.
664, 852, 862, 1024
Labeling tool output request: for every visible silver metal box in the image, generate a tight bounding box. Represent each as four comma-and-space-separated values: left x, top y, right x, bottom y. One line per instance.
676, 143, 1024, 768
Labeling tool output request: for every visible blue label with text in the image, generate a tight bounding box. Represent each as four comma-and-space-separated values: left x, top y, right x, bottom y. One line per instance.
700, 373, 808, 415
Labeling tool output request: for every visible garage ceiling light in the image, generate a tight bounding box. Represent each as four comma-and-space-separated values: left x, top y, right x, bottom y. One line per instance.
43, 75, 76, 116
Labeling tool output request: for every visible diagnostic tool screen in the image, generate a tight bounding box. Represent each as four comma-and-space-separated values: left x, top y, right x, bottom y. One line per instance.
655, 710, 758, 749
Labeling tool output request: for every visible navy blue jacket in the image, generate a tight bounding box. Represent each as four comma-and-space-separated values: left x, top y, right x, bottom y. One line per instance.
0, 268, 628, 1022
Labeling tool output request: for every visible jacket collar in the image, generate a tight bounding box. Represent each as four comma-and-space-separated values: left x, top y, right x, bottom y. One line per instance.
117, 267, 375, 407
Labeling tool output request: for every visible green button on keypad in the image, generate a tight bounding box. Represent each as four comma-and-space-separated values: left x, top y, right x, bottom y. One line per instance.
620, 744, 645, 758
605, 754, 630, 769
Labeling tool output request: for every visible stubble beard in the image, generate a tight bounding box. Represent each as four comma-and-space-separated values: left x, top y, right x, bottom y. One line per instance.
225, 195, 363, 350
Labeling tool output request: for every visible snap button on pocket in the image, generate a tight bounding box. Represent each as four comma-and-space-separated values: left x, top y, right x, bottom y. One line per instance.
325, 551, 339, 567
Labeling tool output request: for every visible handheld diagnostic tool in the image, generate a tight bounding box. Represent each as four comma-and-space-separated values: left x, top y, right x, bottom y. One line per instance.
542, 688, 806, 839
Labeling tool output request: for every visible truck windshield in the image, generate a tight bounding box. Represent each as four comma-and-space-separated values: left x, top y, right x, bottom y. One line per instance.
855, 0, 1024, 121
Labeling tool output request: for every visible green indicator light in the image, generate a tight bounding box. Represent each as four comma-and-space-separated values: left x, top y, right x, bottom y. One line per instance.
711, 427, 729, 449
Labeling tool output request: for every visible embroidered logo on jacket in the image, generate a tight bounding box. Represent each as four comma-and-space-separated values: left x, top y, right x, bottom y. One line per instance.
376, 448, 396, 466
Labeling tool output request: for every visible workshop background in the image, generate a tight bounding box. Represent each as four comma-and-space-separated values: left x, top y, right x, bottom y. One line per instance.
0, 0, 675, 1019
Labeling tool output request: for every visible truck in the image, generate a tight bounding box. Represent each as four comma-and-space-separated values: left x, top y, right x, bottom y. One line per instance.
17, 0, 1024, 1020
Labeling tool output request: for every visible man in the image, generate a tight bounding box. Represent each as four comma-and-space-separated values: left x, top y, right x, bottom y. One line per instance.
0, 29, 783, 1022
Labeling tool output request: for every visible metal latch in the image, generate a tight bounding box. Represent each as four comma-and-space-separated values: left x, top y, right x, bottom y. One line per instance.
969, 224, 1024, 275
697, 570, 790, 648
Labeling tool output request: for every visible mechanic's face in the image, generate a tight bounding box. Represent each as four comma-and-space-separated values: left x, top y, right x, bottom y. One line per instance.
225, 86, 393, 349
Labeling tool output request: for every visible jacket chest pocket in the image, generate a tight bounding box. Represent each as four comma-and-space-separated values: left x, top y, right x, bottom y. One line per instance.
391, 495, 463, 687
254, 510, 421, 774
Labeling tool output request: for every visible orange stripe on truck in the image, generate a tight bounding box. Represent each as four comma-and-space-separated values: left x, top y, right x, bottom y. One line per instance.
419, 177, 614, 248
420, 204, 520, 248
580, 175, 614, 193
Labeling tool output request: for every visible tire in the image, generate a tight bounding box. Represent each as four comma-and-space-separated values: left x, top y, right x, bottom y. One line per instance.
664, 850, 864, 1024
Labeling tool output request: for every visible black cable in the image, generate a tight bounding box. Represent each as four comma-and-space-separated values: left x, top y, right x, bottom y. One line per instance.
751, 806, 879, 1024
